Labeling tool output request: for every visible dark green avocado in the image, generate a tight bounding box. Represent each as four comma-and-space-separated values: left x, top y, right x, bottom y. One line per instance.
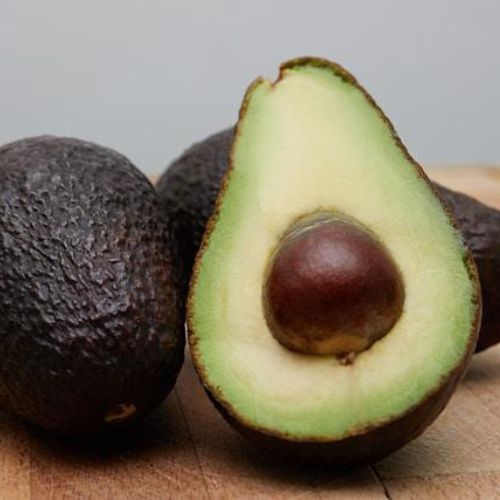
0, 136, 184, 434
157, 128, 500, 353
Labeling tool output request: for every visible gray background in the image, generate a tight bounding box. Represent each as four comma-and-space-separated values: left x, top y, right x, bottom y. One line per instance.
1, 0, 499, 175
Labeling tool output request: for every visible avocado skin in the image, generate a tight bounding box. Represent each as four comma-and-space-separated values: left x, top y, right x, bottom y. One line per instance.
157, 130, 233, 297
0, 136, 184, 434
157, 128, 499, 352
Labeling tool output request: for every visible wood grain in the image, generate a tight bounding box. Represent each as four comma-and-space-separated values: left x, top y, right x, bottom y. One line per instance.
0, 166, 498, 499
430, 165, 500, 209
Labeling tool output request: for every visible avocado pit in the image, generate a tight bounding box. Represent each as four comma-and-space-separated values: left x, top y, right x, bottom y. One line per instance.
263, 213, 404, 358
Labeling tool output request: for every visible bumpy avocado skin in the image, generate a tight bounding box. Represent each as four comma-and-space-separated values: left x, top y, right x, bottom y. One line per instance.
157, 128, 499, 352
157, 130, 233, 297
0, 136, 185, 434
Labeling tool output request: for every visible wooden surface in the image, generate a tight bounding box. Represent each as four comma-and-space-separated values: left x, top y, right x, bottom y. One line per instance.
1, 166, 500, 500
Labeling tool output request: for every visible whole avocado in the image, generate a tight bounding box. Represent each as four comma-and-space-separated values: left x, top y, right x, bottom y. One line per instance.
157, 128, 500, 353
158, 130, 233, 298
0, 136, 184, 434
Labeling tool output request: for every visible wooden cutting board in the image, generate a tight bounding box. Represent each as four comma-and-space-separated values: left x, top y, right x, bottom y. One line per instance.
1, 166, 499, 500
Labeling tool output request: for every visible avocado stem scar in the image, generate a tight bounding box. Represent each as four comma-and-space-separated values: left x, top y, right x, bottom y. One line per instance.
339, 352, 356, 366
104, 403, 137, 423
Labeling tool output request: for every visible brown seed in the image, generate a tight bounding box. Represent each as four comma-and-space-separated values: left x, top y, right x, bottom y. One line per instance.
263, 213, 405, 357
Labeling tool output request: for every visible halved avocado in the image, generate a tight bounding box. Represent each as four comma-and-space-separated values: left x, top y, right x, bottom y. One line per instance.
158, 132, 500, 354
187, 58, 480, 466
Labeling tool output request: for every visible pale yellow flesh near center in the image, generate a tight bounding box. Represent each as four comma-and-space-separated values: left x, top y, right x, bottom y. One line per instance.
190, 63, 475, 440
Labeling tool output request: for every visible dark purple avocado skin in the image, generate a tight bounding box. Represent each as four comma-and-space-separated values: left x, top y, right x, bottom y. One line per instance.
157, 128, 500, 352
157, 129, 233, 297
0, 136, 185, 434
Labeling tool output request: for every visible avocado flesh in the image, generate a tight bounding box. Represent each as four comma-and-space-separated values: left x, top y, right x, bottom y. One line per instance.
438, 186, 500, 352
0, 136, 184, 434
188, 59, 479, 459
158, 132, 500, 354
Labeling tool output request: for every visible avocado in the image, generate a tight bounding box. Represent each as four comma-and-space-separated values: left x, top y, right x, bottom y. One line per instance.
438, 186, 500, 352
0, 136, 184, 434
186, 58, 480, 466
158, 130, 234, 299
158, 135, 500, 355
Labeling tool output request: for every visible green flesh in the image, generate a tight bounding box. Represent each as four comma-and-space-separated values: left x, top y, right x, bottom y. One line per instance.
190, 61, 476, 440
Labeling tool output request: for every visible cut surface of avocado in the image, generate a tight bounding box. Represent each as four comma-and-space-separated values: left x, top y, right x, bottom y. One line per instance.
188, 59, 479, 444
